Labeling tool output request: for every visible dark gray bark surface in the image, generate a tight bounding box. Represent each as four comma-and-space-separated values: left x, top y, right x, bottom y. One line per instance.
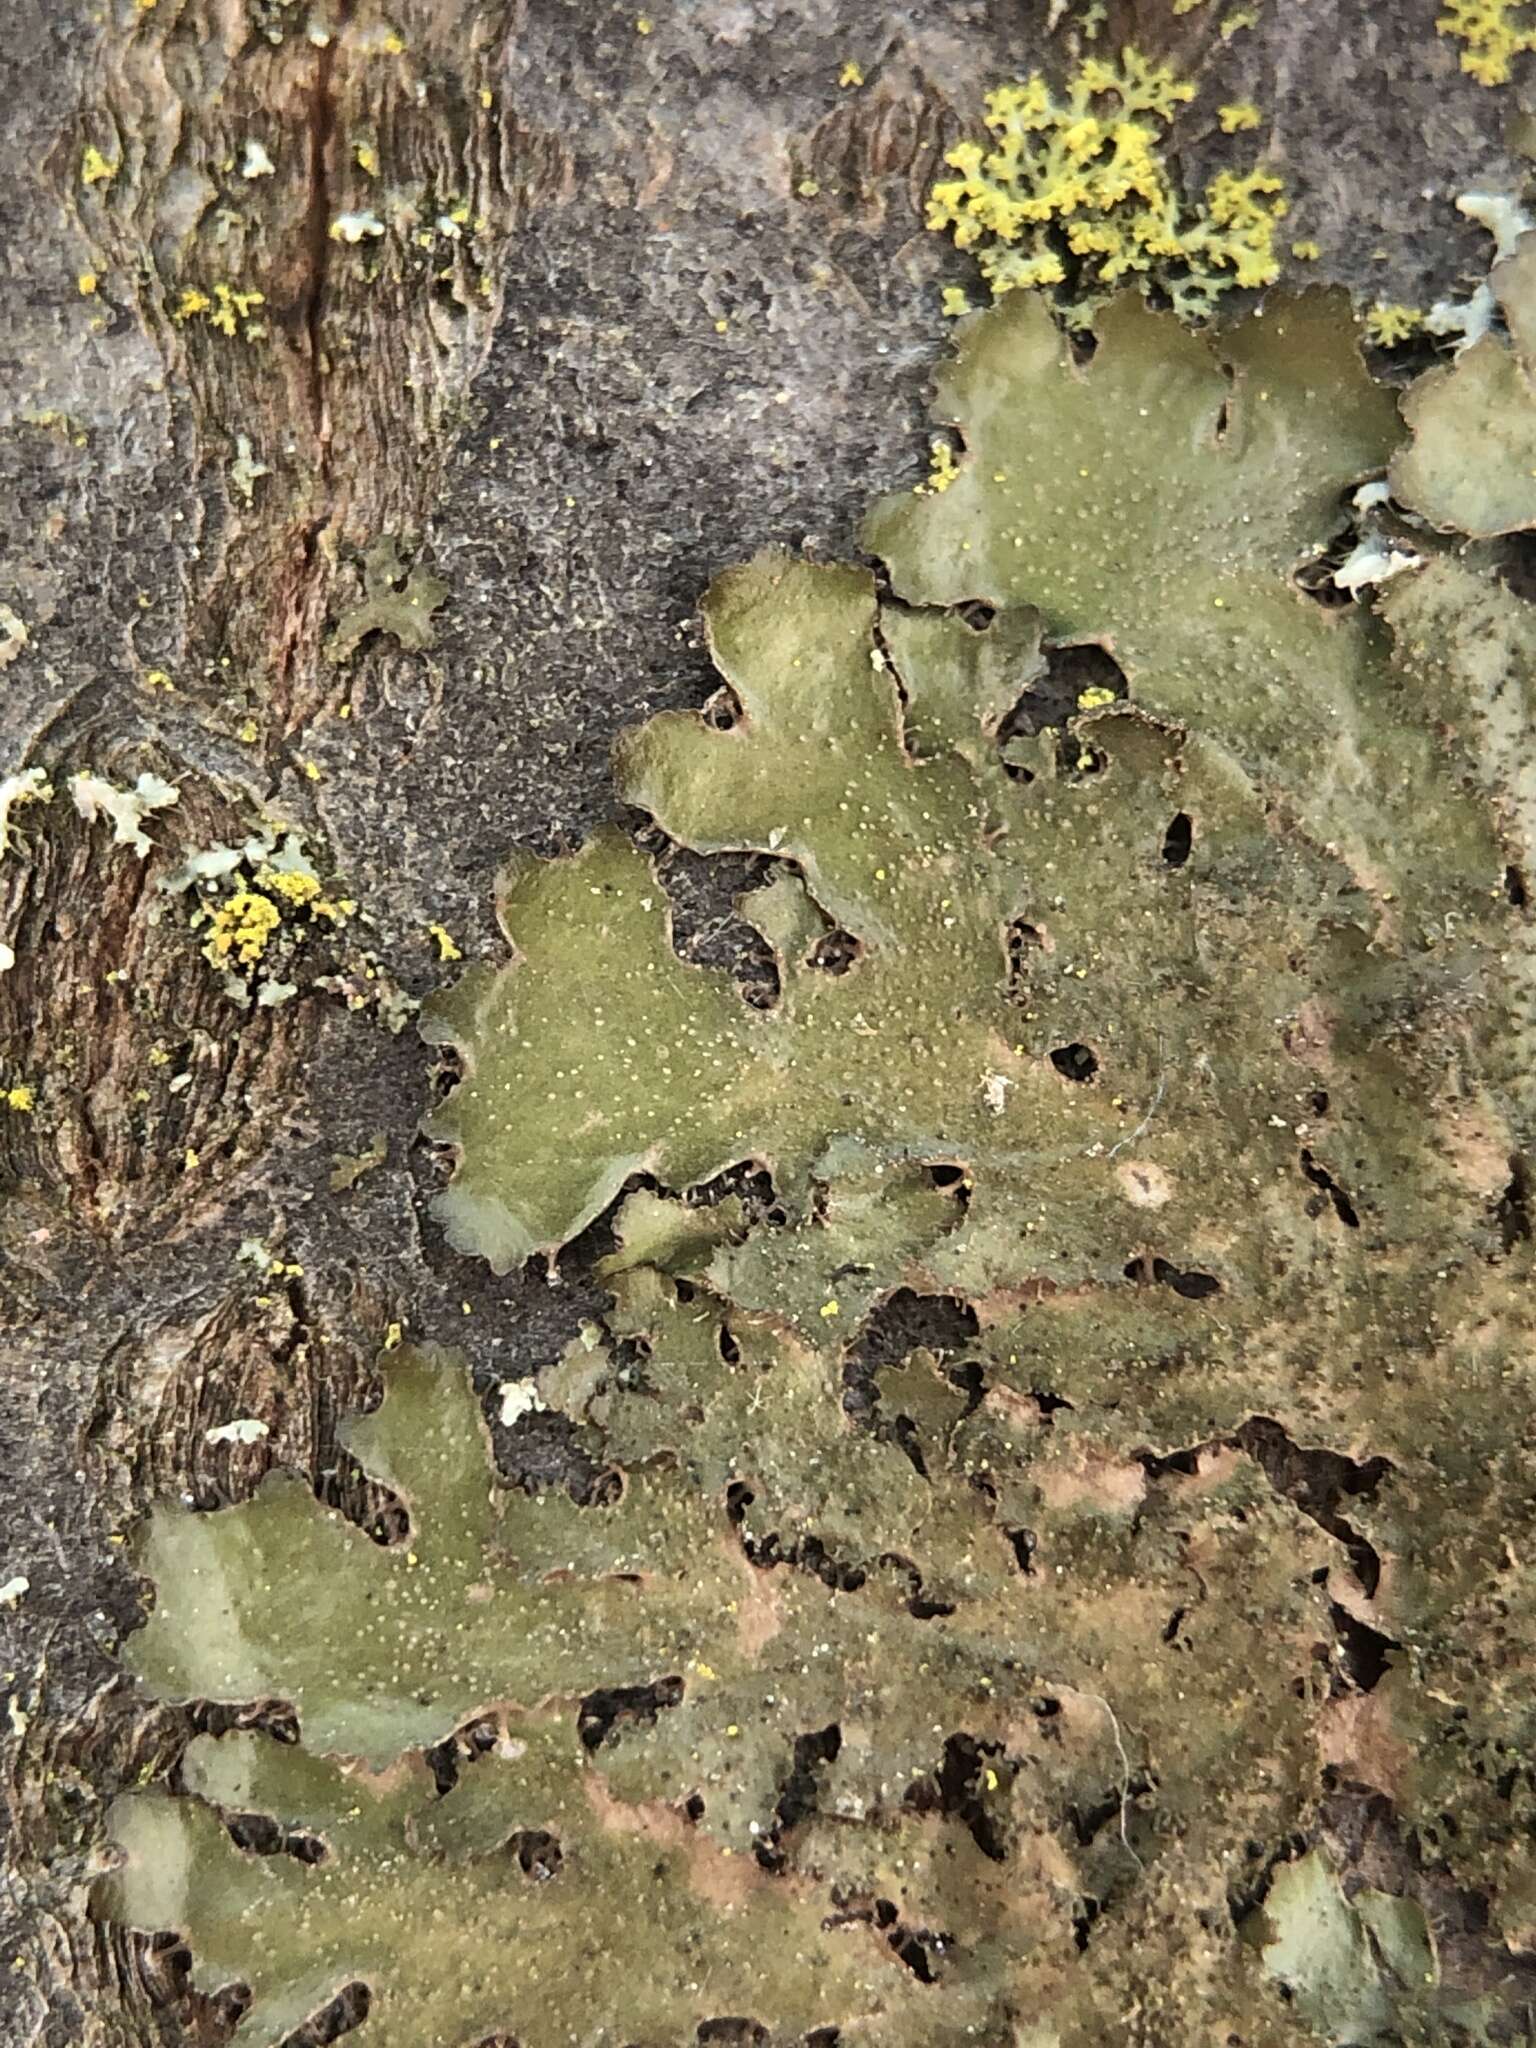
0, 1, 1519, 2039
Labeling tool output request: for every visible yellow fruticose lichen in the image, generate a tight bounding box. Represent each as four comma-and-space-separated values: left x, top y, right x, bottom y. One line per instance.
838, 59, 864, 88
428, 922, 463, 961
1365, 302, 1425, 346
5, 1084, 36, 1114
926, 50, 1289, 323
1437, 0, 1536, 84
80, 145, 118, 186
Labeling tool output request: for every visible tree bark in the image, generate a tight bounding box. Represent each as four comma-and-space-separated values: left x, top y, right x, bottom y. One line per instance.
0, 0, 1518, 2039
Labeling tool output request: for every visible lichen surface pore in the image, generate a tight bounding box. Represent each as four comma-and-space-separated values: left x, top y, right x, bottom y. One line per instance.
102, 287, 1536, 2046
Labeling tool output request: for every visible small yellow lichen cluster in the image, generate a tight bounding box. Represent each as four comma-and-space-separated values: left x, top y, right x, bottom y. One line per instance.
205, 887, 281, 968
926, 49, 1289, 323
173, 283, 266, 341
913, 439, 962, 495
1437, 0, 1536, 84
202, 865, 354, 976
1364, 302, 1424, 347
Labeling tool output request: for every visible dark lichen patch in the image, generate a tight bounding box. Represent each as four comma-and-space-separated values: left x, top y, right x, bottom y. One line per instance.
102, 282, 1536, 2042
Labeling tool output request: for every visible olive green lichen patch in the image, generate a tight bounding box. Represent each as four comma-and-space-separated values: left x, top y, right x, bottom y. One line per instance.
325, 535, 449, 663
103, 288, 1536, 2042
926, 51, 1290, 325
1244, 1850, 1444, 2044
107, 1328, 1367, 2045
1393, 231, 1536, 534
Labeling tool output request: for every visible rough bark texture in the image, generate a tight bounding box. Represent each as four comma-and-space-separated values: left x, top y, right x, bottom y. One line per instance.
0, 1, 1522, 2041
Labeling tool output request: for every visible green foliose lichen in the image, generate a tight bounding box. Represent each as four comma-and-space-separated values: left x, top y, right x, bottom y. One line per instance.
1393, 230, 1536, 534
326, 535, 450, 663
100, 282, 1536, 2043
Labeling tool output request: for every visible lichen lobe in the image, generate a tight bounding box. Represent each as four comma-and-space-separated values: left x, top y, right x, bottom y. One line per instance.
102, 283, 1536, 2045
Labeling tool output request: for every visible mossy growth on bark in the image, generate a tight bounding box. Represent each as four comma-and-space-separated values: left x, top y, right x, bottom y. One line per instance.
99, 272, 1536, 2045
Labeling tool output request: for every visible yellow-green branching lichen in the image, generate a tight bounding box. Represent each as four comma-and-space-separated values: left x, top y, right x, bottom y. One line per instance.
80, 144, 118, 186
228, 435, 271, 506
926, 50, 1289, 323
0, 606, 28, 668
1437, 0, 1536, 84
1365, 301, 1425, 346
173, 283, 266, 340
